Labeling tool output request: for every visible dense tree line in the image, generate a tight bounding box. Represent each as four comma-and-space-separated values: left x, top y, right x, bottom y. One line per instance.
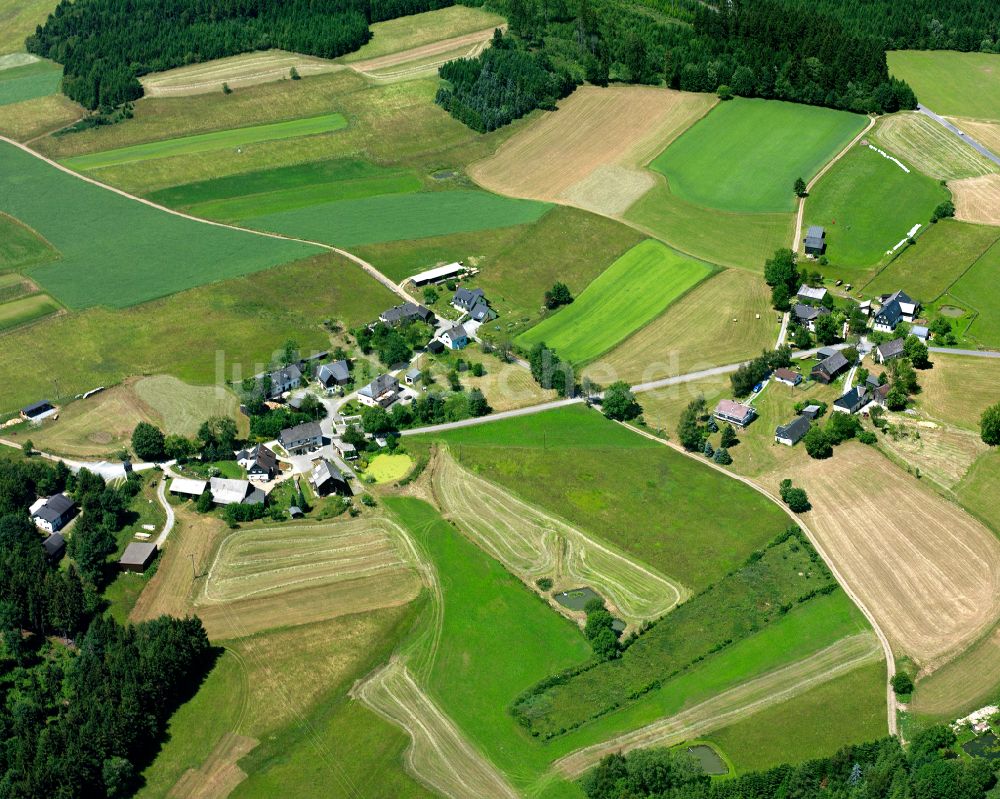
27, 0, 455, 109
584, 726, 995, 799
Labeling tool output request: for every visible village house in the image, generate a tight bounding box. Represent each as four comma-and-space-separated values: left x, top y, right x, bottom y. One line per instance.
236, 444, 278, 481
796, 285, 828, 304
440, 324, 468, 350
279, 420, 323, 454
380, 302, 434, 326
793, 303, 831, 332
874, 338, 905, 364
873, 290, 919, 332
804, 225, 826, 256
775, 415, 810, 446
168, 477, 266, 505
20, 400, 57, 422
316, 359, 350, 388
309, 458, 352, 497
714, 399, 756, 428
833, 386, 869, 414
774, 367, 802, 387
266, 364, 302, 399
42, 533, 66, 563
452, 287, 497, 322
911, 325, 929, 341
30, 493, 76, 534
358, 374, 401, 408
811, 351, 849, 384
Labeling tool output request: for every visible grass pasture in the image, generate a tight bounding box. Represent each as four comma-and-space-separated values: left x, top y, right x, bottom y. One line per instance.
245, 189, 551, 249
916, 354, 1000, 430
802, 143, 950, 276
650, 98, 865, 213
887, 51, 1000, 120
0, 92, 82, 141
863, 219, 1000, 302
0, 292, 59, 330
515, 239, 714, 364
0, 211, 58, 270
0, 140, 317, 308
947, 237, 1000, 347
62, 112, 348, 171
0, 1, 55, 55
959, 450, 1000, 542
0, 59, 60, 106
872, 112, 996, 180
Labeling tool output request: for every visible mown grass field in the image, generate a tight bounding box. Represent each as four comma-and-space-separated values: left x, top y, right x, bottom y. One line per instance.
863, 219, 1000, 303
0, 211, 58, 270
947, 237, 1000, 348
0, 92, 81, 141
959, 449, 1000, 540
62, 112, 348, 171
425, 405, 790, 592
803, 144, 950, 277
650, 98, 865, 213
0, 59, 60, 106
245, 189, 551, 249
0, 292, 59, 330
872, 112, 996, 180
0, 140, 317, 308
515, 240, 714, 365
887, 51, 1000, 120
584, 268, 776, 385
0, 0, 55, 54
0, 251, 395, 414
625, 178, 793, 272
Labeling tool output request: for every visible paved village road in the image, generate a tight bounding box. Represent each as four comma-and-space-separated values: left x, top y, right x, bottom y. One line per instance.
918, 105, 1000, 167
930, 347, 1000, 358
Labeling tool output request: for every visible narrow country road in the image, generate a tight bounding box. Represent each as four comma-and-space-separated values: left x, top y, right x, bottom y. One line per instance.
930, 346, 1000, 358
153, 476, 176, 548
917, 105, 1000, 166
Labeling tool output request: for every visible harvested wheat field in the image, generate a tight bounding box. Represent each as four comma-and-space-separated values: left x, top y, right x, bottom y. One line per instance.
950, 173, 1000, 226
195, 517, 423, 639
469, 86, 715, 215
873, 113, 996, 180
950, 117, 1000, 156
141, 50, 342, 97
917, 354, 1000, 429
553, 632, 882, 778
583, 268, 775, 386
786, 443, 1000, 669
432, 448, 685, 624
352, 660, 519, 799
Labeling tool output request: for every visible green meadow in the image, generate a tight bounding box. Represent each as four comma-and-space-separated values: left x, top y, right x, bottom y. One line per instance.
0, 293, 60, 330
0, 211, 58, 270
62, 112, 348, 171
887, 51, 1000, 120
423, 405, 790, 591
244, 190, 551, 248
516, 239, 714, 364
650, 98, 865, 213
0, 140, 317, 308
0, 59, 61, 106
803, 144, 949, 276
948, 238, 1000, 348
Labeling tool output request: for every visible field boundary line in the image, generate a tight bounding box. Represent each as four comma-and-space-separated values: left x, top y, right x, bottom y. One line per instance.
0, 136, 418, 305
793, 115, 876, 252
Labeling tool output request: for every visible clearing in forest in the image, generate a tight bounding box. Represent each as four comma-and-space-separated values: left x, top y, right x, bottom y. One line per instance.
887, 51, 1000, 120
432, 447, 686, 624
469, 85, 716, 216
783, 443, 1000, 669
346, 27, 498, 82
515, 239, 714, 365
950, 173, 1000, 227
650, 98, 866, 213
872, 112, 996, 180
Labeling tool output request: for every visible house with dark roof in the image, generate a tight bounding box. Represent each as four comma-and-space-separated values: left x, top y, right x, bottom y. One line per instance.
875, 338, 905, 364
266, 364, 302, 398
873, 290, 919, 333
42, 533, 66, 563
358, 374, 401, 408
816, 346, 840, 360
774, 368, 802, 386
31, 494, 76, 534
119, 542, 157, 573
20, 400, 56, 421
793, 303, 831, 332
380, 302, 434, 326
237, 444, 278, 481
316, 359, 350, 388
713, 400, 756, 428
209, 477, 266, 506
309, 459, 351, 497
452, 287, 496, 322
797, 285, 828, 303
811, 351, 849, 384
279, 421, 323, 454
775, 415, 810, 446
870, 382, 891, 406
833, 386, 869, 414
440, 324, 468, 350
804, 226, 826, 256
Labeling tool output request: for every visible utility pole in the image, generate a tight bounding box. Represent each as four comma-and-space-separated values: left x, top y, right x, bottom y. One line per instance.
189, 553, 196, 580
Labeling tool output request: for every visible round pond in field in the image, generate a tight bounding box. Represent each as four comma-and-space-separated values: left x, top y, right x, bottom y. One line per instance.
685, 744, 729, 775
939, 305, 967, 317
553, 587, 625, 630
366, 453, 413, 483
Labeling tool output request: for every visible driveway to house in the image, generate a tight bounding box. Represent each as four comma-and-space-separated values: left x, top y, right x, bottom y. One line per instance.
153, 477, 176, 548
917, 105, 1000, 167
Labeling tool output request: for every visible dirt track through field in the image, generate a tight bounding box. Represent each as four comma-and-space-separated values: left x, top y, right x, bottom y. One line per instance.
347, 27, 499, 78
351, 660, 519, 799
786, 445, 1000, 670
432, 448, 687, 623
167, 732, 258, 799
950, 172, 1000, 226
552, 632, 882, 778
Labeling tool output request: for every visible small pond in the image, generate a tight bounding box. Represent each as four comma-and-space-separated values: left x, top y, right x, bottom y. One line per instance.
963, 731, 1000, 761
554, 587, 626, 632
685, 744, 729, 775
939, 305, 966, 318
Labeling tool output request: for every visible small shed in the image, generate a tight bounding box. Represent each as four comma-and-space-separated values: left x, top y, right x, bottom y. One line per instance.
404, 367, 422, 386
800, 404, 822, 420
119, 542, 157, 573
804, 226, 826, 256
42, 533, 66, 563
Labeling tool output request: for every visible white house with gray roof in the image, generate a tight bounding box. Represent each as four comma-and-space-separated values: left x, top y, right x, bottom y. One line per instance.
358, 374, 401, 408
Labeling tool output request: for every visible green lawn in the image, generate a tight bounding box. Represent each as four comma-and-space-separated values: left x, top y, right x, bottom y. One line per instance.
62, 113, 348, 171
650, 98, 865, 213
244, 190, 551, 248
386, 496, 591, 794
625, 179, 793, 272
0, 59, 60, 106
802, 144, 950, 277
0, 292, 59, 330
515, 239, 715, 365
863, 219, 1000, 303
887, 51, 1000, 120
0, 141, 317, 308
948, 237, 1000, 348
422, 405, 790, 592
0, 210, 58, 270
